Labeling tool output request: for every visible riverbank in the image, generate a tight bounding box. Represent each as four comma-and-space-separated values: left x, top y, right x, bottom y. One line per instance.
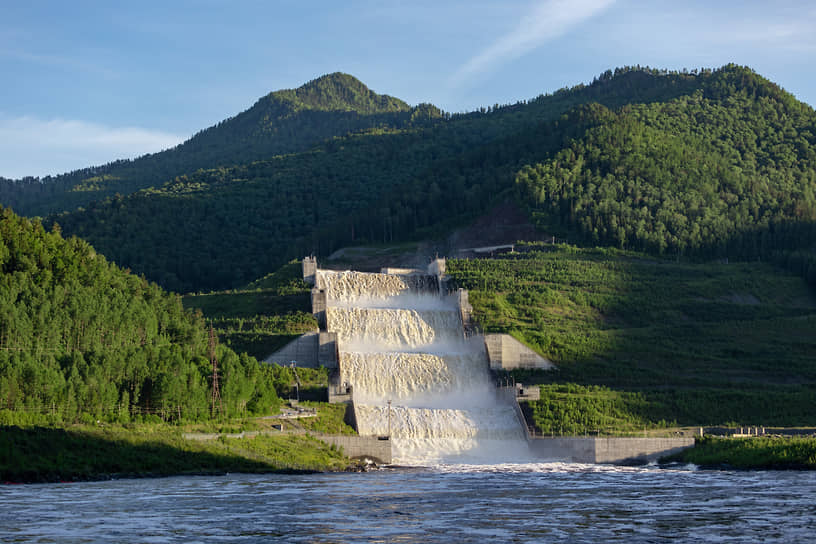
0, 424, 354, 484
664, 435, 816, 470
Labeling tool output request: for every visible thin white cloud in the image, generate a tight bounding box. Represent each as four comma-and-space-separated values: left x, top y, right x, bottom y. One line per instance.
450, 0, 615, 87
711, 19, 816, 53
0, 116, 184, 179
0, 48, 121, 79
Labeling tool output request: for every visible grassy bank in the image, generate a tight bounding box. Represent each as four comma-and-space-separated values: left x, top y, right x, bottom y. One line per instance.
182, 260, 317, 360
0, 423, 351, 483
448, 247, 816, 431
665, 436, 816, 470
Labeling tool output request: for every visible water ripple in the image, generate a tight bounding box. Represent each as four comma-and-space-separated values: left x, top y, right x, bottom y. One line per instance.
2, 468, 815, 543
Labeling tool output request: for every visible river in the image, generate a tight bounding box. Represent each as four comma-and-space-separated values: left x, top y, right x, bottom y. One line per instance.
2, 464, 815, 543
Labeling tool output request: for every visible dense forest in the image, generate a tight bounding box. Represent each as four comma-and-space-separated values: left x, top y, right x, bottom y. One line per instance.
0, 206, 280, 423
516, 70, 816, 279
2, 65, 815, 295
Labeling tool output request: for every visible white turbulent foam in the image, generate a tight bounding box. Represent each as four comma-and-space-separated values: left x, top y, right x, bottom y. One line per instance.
326, 307, 463, 348
339, 352, 490, 402
356, 405, 528, 465
320, 269, 529, 465
318, 270, 437, 302
357, 405, 524, 440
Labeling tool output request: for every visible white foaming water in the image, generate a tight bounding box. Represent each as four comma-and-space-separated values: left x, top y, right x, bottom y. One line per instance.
317, 270, 439, 302
326, 307, 464, 348
320, 269, 530, 465
339, 352, 492, 403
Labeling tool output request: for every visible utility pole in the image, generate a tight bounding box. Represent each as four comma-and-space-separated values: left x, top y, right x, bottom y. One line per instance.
387, 399, 392, 438
290, 361, 300, 403
209, 324, 222, 418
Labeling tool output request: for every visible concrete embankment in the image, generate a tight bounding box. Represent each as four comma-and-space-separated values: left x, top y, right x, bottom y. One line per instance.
317, 435, 392, 464
497, 386, 695, 464
529, 436, 695, 464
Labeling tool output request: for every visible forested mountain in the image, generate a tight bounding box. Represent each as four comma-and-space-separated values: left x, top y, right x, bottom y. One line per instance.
0, 206, 279, 422
30, 65, 815, 293
517, 72, 816, 262
0, 67, 693, 220
0, 73, 427, 217
2, 65, 815, 293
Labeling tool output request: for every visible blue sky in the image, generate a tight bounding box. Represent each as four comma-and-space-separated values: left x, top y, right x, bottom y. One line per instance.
1, 0, 815, 179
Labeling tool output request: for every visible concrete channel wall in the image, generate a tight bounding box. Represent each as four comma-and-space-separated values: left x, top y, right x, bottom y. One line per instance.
263, 330, 337, 370
263, 331, 319, 367
316, 401, 393, 464
497, 386, 532, 442
529, 436, 695, 464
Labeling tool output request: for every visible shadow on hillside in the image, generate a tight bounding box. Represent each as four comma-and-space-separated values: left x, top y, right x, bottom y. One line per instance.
452, 240, 816, 428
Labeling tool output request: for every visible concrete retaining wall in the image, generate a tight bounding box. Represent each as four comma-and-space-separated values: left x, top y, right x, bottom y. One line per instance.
318, 435, 392, 464
263, 331, 320, 367
497, 386, 532, 442
530, 437, 596, 463
263, 331, 336, 369
454, 288, 476, 335
302, 257, 317, 285
529, 437, 695, 464
484, 334, 554, 370
318, 332, 338, 368
312, 288, 327, 330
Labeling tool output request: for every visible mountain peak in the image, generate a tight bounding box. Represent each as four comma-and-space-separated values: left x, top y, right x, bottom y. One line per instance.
272, 72, 410, 114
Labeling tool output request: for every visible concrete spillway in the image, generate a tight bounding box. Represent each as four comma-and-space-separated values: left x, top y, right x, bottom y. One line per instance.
318, 269, 528, 465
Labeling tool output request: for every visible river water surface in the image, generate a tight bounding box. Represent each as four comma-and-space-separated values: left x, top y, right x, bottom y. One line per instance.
2, 464, 815, 543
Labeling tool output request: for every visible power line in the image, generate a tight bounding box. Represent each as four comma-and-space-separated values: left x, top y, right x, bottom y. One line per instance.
209, 323, 222, 418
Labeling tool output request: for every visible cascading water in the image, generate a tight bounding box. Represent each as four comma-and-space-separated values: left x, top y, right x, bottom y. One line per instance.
318, 269, 529, 465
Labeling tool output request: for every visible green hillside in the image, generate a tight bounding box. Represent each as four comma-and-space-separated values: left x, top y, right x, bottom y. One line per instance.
516, 70, 816, 266
3, 66, 815, 296
181, 261, 317, 360
447, 247, 816, 432
33, 65, 816, 293
0, 205, 280, 424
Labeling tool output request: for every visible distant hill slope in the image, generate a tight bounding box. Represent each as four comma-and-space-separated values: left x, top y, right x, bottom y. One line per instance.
0, 68, 697, 220
0, 73, 424, 216
0, 205, 278, 422
37, 65, 816, 293
3, 65, 814, 293
517, 68, 816, 262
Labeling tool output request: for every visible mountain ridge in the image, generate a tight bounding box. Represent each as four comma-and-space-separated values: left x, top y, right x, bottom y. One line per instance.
31, 65, 816, 293
0, 72, 423, 216
0, 65, 728, 217
268, 72, 411, 113
1, 64, 814, 293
